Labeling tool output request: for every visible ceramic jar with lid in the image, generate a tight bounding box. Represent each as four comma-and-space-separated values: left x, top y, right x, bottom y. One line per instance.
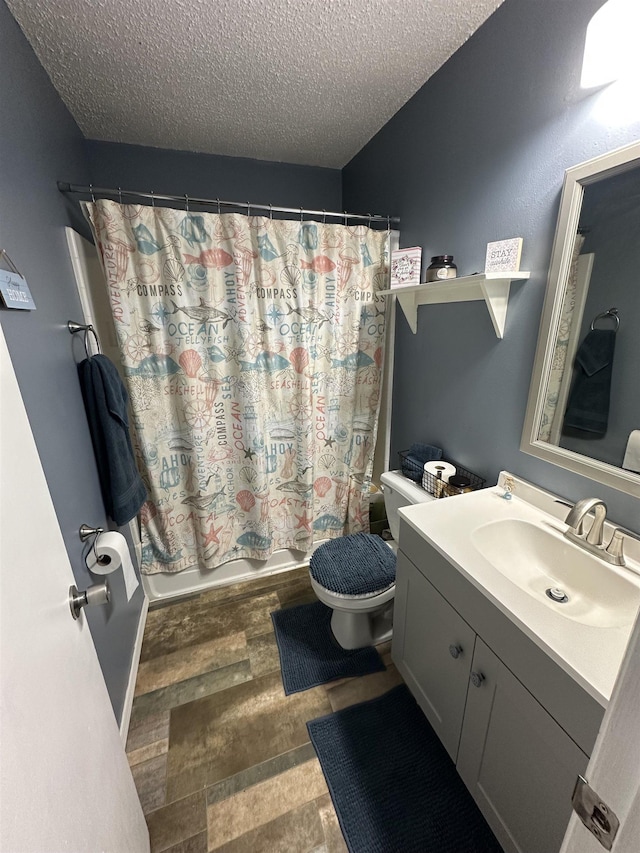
426, 255, 457, 282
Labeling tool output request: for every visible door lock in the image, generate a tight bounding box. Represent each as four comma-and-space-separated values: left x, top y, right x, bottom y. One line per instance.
69, 581, 110, 620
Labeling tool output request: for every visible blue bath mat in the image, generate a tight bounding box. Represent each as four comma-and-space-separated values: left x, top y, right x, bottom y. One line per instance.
307, 684, 503, 853
271, 601, 385, 695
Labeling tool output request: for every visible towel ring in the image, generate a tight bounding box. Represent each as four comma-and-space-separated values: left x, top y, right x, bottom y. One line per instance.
591, 307, 620, 332
68, 321, 101, 357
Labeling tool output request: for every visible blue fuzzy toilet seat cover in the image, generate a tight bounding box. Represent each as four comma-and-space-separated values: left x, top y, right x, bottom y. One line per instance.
309, 533, 396, 596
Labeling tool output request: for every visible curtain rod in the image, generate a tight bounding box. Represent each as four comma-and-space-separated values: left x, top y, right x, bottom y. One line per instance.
57, 182, 399, 225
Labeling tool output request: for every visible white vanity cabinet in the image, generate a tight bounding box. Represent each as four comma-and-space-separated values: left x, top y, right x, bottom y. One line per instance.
392, 521, 605, 853
392, 553, 476, 760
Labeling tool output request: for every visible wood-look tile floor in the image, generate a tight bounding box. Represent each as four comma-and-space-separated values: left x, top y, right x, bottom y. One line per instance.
127, 567, 403, 853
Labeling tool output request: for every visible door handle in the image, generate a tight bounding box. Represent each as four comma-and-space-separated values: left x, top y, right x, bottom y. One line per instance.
69, 582, 110, 620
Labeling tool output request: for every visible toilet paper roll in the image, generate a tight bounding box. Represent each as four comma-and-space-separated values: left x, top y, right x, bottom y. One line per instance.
86, 531, 139, 602
423, 460, 456, 482
423, 461, 456, 497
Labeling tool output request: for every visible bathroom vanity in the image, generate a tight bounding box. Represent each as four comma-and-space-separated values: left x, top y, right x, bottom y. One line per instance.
392, 475, 640, 853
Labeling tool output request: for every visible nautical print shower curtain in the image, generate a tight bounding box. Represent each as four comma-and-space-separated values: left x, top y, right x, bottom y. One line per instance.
85, 200, 389, 574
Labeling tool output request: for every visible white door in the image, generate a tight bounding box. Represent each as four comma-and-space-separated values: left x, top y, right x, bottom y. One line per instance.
0, 325, 149, 852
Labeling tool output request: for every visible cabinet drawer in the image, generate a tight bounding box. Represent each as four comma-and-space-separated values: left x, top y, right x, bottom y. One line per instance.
393, 551, 476, 761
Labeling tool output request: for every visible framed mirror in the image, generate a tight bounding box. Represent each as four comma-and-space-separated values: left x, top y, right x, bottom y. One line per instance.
522, 140, 640, 498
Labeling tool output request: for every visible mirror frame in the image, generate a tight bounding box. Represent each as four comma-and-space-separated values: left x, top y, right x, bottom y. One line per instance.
522, 139, 640, 499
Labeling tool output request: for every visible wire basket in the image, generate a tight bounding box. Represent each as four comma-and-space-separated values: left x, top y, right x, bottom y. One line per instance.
398, 450, 485, 498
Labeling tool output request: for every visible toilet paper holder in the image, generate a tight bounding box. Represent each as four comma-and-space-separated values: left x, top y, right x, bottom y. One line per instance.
79, 524, 104, 542
79, 523, 112, 568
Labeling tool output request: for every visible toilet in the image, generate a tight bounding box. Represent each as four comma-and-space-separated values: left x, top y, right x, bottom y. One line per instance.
309, 470, 435, 649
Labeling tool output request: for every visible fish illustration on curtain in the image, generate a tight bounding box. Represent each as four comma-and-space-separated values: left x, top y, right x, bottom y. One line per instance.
86, 199, 389, 575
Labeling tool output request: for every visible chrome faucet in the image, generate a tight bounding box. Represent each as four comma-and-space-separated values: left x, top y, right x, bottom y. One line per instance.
564, 498, 626, 566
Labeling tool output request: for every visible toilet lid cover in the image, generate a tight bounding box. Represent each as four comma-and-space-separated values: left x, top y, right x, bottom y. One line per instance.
309, 533, 396, 596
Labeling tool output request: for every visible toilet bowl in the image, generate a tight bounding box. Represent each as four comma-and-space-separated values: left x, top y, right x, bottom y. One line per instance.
309, 471, 435, 649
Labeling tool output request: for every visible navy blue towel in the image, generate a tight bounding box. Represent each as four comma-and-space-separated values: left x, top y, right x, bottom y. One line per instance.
78, 354, 147, 525
402, 443, 443, 481
563, 329, 616, 435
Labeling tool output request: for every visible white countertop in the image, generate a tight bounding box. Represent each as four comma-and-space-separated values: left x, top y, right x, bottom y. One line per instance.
398, 480, 640, 708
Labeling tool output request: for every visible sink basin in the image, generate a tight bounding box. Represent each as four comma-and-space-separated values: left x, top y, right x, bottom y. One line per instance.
471, 518, 640, 628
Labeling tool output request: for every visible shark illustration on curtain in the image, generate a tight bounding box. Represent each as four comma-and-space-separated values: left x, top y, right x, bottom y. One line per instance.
85, 200, 389, 574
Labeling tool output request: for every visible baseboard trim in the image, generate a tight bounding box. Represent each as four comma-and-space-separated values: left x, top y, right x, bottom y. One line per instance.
119, 595, 149, 743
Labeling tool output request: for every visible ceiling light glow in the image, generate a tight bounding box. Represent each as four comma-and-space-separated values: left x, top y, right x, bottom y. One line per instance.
581, 0, 640, 88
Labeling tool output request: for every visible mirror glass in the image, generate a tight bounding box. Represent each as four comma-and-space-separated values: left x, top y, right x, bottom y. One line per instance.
522, 141, 640, 497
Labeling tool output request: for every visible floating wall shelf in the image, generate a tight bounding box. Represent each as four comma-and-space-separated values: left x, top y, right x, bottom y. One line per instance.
379, 271, 530, 338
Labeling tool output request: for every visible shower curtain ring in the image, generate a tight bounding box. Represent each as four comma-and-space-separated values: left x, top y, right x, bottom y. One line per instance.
247, 201, 251, 217
185, 194, 189, 212
322, 209, 326, 224
386, 215, 390, 233
367, 213, 372, 229
118, 187, 122, 205
217, 198, 221, 214
300, 207, 303, 223
344, 211, 347, 226
269, 204, 273, 220
90, 184, 95, 202
150, 190, 155, 208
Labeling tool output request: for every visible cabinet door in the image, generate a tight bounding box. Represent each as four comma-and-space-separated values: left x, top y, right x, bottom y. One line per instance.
457, 638, 589, 853
392, 552, 476, 760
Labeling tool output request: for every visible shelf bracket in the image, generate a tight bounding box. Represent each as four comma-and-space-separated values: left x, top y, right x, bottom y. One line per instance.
395, 291, 418, 334
480, 278, 511, 339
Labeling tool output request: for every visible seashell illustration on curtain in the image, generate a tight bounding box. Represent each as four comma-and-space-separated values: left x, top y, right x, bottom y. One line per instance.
85, 199, 390, 575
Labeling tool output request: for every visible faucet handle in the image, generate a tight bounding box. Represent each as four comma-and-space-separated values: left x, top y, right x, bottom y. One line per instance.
605, 529, 626, 567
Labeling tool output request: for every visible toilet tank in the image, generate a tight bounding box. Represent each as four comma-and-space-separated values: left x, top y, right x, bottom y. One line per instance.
380, 470, 435, 541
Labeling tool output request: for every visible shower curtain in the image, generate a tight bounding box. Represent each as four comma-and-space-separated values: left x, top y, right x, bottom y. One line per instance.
85, 200, 389, 574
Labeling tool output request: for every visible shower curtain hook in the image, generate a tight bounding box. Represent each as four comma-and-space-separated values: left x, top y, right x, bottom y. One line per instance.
185, 194, 189, 212
269, 203, 273, 220
367, 213, 372, 229
344, 211, 348, 227
386, 215, 390, 234
150, 190, 155, 208
118, 187, 122, 205
247, 201, 251, 217
300, 207, 303, 223
89, 184, 95, 202
217, 198, 221, 215
322, 209, 326, 225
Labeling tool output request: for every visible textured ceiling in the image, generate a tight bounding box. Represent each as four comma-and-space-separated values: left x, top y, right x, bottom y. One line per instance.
7, 0, 504, 168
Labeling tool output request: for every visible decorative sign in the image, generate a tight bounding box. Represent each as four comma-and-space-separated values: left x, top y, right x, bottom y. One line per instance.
0, 269, 36, 310
485, 238, 523, 273
390, 247, 422, 288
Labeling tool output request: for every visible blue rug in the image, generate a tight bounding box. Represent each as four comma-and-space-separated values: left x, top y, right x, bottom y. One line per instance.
307, 684, 503, 853
271, 600, 385, 695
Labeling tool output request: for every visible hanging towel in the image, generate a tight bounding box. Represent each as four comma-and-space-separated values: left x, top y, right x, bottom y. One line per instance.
622, 430, 640, 473
77, 354, 147, 525
563, 329, 616, 436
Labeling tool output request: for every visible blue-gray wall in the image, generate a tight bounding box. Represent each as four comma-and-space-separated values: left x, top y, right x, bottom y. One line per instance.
84, 140, 342, 212
1, 1, 342, 723
0, 0, 145, 723
343, 0, 640, 530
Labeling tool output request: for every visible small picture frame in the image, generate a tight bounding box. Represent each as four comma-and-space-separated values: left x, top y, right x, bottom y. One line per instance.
484, 238, 523, 273
390, 247, 422, 288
